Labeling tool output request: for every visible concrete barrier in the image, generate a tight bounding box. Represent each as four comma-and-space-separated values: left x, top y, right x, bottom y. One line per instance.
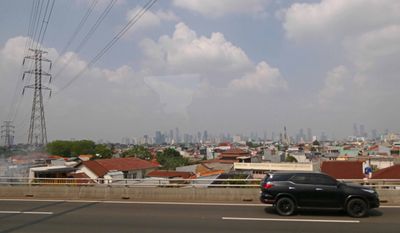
0, 185, 399, 205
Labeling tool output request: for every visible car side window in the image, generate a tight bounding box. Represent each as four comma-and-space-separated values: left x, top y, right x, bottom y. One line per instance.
290, 174, 337, 186
290, 174, 309, 184
313, 174, 338, 186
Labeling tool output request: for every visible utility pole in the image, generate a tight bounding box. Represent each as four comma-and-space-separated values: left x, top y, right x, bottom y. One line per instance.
22, 49, 52, 146
1, 121, 15, 147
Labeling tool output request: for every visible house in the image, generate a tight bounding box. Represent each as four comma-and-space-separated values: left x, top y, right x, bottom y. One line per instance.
321, 161, 364, 179
78, 157, 160, 182
218, 148, 252, 163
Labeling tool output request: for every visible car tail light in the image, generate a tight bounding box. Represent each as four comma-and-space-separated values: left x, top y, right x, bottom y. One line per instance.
263, 182, 273, 189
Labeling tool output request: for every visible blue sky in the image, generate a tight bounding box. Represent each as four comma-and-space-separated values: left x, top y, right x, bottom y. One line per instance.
1, 0, 400, 143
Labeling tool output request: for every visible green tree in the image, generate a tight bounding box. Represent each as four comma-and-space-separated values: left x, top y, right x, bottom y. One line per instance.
47, 140, 96, 157
156, 148, 189, 170
122, 145, 151, 160
285, 154, 298, 163
46, 140, 72, 157
95, 144, 112, 159
70, 140, 96, 156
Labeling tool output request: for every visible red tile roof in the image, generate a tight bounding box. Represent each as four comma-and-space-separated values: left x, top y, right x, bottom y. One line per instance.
147, 170, 194, 179
321, 161, 364, 179
372, 165, 400, 179
218, 142, 231, 147
82, 158, 159, 177
221, 148, 248, 155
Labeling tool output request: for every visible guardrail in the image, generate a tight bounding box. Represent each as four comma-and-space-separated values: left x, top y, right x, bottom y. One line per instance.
0, 177, 261, 188
1, 177, 400, 189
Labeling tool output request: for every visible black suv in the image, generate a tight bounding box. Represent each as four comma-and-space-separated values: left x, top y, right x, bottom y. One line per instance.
260, 172, 380, 217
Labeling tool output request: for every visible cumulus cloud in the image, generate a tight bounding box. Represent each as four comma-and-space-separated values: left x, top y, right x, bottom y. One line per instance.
173, 0, 269, 18
283, 0, 400, 41
318, 65, 350, 105
125, 7, 179, 32
138, 22, 287, 115
0, 36, 166, 142
140, 22, 253, 77
228, 61, 287, 93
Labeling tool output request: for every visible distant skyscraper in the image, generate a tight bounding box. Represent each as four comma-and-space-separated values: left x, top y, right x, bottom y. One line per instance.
371, 129, 378, 140
307, 128, 312, 142
203, 130, 208, 142
360, 124, 367, 137
175, 127, 180, 143
353, 123, 359, 137
155, 131, 165, 144
321, 132, 328, 141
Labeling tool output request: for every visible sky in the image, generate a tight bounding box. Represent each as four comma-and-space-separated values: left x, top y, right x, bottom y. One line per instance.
1, 0, 400, 143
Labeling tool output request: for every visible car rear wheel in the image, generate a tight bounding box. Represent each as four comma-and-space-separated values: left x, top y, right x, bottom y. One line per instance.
275, 197, 296, 216
346, 198, 368, 218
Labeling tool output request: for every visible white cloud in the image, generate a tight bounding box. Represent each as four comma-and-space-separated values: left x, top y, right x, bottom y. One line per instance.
347, 24, 400, 72
141, 23, 251, 74
0, 36, 166, 142
173, 0, 269, 17
125, 7, 179, 32
318, 65, 349, 105
140, 22, 253, 77
283, 0, 400, 41
228, 61, 287, 93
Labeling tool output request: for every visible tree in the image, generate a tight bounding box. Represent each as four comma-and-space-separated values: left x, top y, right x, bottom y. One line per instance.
46, 140, 96, 157
122, 145, 151, 160
285, 154, 298, 163
156, 148, 189, 170
47, 140, 72, 157
95, 144, 112, 159
70, 140, 95, 156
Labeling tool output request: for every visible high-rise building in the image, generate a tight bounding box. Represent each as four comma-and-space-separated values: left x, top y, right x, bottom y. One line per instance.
203, 130, 208, 142
353, 123, 359, 137
307, 128, 312, 142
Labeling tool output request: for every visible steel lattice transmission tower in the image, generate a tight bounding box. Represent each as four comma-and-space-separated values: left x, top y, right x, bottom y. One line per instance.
1, 121, 15, 147
22, 49, 52, 146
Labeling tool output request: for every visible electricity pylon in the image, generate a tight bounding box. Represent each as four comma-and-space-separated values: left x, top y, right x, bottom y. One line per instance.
22, 49, 52, 146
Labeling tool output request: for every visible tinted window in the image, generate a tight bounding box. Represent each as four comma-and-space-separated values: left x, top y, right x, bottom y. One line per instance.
290, 174, 337, 186
290, 174, 313, 184
313, 174, 337, 186
267, 173, 294, 181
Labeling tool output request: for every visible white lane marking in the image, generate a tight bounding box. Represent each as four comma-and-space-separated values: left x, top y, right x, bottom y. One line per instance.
0, 211, 53, 215
222, 217, 360, 223
0, 211, 20, 214
22, 211, 53, 215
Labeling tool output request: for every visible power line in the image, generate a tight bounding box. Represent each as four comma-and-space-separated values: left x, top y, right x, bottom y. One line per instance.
56, 0, 158, 94
6, 1, 39, 122
52, 0, 98, 67
52, 0, 116, 81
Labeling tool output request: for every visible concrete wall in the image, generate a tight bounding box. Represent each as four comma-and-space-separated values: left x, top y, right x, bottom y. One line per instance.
0, 185, 399, 205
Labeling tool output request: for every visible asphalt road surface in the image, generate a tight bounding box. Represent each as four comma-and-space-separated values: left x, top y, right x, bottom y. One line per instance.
0, 199, 399, 233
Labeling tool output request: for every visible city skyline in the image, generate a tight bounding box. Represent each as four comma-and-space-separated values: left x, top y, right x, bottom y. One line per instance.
1, 0, 400, 143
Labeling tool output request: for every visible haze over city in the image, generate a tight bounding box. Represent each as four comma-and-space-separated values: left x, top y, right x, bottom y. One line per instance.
1, 0, 400, 143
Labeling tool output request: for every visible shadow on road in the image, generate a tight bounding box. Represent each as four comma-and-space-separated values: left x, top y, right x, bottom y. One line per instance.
264, 207, 383, 218
0, 202, 98, 233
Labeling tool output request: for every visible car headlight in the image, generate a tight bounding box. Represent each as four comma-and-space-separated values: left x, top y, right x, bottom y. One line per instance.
362, 188, 375, 194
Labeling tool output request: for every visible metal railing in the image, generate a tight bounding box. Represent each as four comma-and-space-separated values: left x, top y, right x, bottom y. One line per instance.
0, 177, 261, 188
1, 177, 400, 189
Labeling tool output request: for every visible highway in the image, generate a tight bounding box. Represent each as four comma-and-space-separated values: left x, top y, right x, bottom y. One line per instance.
0, 199, 399, 233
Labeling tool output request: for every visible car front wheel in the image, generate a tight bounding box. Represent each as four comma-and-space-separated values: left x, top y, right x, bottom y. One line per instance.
275, 197, 296, 216
346, 198, 368, 218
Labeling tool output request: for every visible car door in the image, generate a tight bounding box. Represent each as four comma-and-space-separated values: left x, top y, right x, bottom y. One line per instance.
289, 174, 318, 208
311, 174, 341, 208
